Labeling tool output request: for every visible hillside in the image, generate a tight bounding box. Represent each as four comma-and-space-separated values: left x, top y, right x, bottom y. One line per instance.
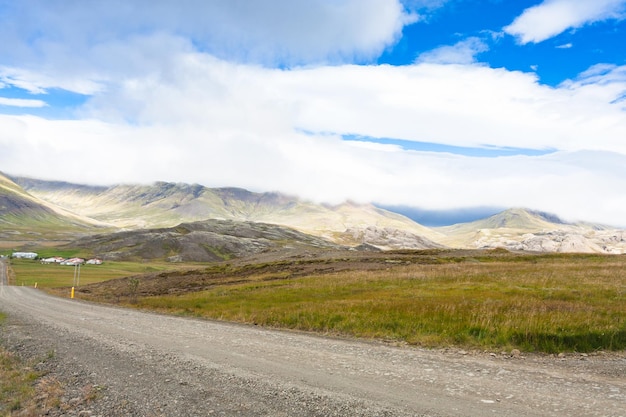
0, 172, 107, 244
437, 208, 626, 254
5, 174, 626, 255
13, 177, 443, 250
66, 219, 345, 262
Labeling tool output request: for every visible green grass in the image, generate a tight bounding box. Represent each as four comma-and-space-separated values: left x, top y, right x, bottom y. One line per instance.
132, 255, 626, 353
8, 251, 626, 353
8, 258, 178, 288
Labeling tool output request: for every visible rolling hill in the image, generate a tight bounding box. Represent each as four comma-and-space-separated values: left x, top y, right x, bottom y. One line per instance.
66, 219, 346, 262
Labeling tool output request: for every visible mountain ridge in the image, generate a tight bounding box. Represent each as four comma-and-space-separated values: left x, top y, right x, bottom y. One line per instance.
11, 175, 444, 248
3, 173, 625, 255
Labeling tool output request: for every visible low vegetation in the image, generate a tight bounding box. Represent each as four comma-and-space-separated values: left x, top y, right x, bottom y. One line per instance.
7, 250, 626, 353
7, 258, 182, 288
74, 250, 626, 353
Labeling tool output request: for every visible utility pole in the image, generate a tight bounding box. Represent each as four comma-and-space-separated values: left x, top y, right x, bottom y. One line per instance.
71, 262, 81, 299
73, 263, 81, 287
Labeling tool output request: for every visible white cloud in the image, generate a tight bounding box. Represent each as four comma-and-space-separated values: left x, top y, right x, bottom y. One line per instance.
0, 0, 415, 75
285, 62, 626, 154
504, 0, 626, 44
2, 113, 624, 226
0, 97, 47, 108
0, 0, 420, 99
0, 66, 103, 95
567, 63, 626, 87
1, 0, 626, 226
415, 37, 489, 64
70, 53, 626, 155
2, 53, 626, 225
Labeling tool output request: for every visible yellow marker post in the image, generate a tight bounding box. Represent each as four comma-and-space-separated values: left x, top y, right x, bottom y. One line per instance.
71, 287, 75, 299
34, 282, 37, 288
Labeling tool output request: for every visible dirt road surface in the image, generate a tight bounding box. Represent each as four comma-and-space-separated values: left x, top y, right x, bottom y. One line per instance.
1, 283, 625, 416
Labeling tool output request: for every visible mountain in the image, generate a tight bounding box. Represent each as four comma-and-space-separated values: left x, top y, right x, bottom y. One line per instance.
13, 177, 443, 249
437, 208, 626, 254
5, 174, 626, 255
0, 172, 107, 242
438, 208, 565, 236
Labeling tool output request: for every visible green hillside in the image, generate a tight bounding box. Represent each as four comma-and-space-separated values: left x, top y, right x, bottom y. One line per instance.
0, 172, 108, 244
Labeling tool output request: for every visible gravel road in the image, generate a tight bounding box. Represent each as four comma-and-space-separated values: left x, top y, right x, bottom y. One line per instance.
1, 280, 625, 416
0, 257, 7, 286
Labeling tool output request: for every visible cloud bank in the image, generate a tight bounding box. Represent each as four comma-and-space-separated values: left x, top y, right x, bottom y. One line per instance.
1, 0, 626, 227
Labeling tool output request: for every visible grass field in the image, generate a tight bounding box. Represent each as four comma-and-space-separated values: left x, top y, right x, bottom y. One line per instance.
124, 252, 626, 353
6, 250, 626, 353
7, 258, 181, 288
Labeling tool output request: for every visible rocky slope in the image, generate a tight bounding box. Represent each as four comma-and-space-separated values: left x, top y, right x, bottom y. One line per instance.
67, 219, 344, 262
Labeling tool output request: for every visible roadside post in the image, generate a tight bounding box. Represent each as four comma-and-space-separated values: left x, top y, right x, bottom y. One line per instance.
73, 263, 81, 287
70, 262, 80, 298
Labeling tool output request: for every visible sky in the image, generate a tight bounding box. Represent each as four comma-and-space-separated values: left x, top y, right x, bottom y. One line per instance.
1, 0, 625, 226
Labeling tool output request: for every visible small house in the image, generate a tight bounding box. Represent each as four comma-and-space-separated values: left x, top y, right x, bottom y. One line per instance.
61, 258, 85, 266
41, 256, 65, 264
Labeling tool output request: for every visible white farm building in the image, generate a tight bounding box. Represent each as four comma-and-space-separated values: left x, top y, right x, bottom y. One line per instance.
12, 252, 38, 259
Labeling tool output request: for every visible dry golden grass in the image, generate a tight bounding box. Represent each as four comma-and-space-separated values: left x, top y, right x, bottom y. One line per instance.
132, 253, 626, 352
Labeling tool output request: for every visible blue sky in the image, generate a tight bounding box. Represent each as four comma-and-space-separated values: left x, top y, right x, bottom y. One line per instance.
382, 0, 626, 85
1, 0, 626, 226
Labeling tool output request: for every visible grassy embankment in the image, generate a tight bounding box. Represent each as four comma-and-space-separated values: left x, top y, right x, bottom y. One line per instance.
129, 253, 626, 353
